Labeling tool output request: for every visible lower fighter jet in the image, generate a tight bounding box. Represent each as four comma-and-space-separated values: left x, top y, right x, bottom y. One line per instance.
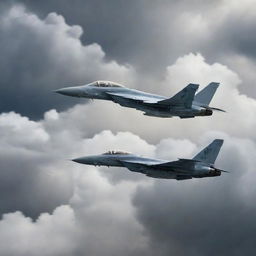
72, 139, 226, 180
55, 80, 224, 118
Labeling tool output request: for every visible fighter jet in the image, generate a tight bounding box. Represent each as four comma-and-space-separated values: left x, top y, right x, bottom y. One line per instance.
55, 80, 224, 118
72, 139, 227, 180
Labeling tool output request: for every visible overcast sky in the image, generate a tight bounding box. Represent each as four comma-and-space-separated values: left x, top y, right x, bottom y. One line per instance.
1, 1, 256, 255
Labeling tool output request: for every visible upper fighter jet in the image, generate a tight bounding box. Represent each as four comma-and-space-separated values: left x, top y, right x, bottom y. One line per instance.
72, 139, 226, 180
55, 81, 224, 118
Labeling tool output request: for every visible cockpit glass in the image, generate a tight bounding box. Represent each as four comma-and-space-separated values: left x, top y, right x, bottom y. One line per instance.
92, 81, 124, 87
103, 151, 130, 155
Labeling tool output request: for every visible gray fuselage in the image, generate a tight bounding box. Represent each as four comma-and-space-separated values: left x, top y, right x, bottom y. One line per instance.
55, 82, 212, 118
72, 152, 221, 180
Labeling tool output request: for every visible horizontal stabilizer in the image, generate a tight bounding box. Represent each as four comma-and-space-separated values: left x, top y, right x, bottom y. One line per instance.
207, 107, 226, 112
157, 83, 199, 108
218, 169, 229, 173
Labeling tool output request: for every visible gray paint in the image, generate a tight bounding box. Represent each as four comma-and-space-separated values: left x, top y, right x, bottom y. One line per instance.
72, 139, 224, 180
55, 81, 223, 118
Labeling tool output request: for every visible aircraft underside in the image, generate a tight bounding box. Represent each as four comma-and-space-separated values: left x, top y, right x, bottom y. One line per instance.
122, 162, 193, 180
112, 99, 198, 118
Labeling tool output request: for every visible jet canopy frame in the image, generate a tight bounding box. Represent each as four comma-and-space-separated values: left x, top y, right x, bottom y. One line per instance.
103, 150, 131, 155
92, 80, 124, 88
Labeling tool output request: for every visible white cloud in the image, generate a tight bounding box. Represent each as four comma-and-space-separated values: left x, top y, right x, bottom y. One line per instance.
0, 206, 77, 256
1, 112, 256, 255
0, 112, 49, 150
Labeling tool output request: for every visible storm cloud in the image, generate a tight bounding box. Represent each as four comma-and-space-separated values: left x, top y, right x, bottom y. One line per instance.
0, 5, 135, 118
3, 0, 256, 97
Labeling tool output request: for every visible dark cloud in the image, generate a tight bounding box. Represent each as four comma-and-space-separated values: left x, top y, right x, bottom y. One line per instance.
12, 1, 256, 74
0, 5, 133, 118
133, 137, 256, 255
0, 153, 73, 218
15, 0, 256, 97
134, 181, 256, 255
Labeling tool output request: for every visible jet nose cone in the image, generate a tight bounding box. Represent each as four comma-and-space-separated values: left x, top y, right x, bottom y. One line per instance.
72, 156, 96, 165
72, 157, 84, 164
54, 88, 68, 95
54, 87, 83, 97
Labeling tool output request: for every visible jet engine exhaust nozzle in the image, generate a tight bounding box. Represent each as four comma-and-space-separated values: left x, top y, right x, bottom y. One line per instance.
204, 109, 213, 116
209, 168, 221, 176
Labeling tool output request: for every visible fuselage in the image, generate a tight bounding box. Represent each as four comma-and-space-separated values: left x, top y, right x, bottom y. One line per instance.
72, 151, 221, 179
55, 81, 213, 118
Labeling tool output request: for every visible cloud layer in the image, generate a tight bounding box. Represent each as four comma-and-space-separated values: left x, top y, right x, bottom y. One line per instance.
1, 107, 256, 255
1, 3, 256, 256
9, 0, 256, 96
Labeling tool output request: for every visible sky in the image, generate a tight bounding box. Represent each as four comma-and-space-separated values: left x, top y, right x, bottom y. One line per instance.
0, 0, 256, 255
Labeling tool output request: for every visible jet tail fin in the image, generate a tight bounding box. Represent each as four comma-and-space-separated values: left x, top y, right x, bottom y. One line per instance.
194, 82, 219, 106
157, 83, 199, 108
193, 139, 224, 164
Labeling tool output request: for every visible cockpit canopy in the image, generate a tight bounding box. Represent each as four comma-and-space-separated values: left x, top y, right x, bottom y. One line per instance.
103, 150, 130, 155
89, 80, 124, 88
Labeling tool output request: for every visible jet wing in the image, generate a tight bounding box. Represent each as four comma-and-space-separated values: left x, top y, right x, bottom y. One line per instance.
119, 159, 167, 172
151, 159, 197, 173
106, 92, 160, 104
121, 158, 197, 169
120, 159, 194, 180
120, 161, 150, 173
120, 159, 193, 173
120, 159, 167, 166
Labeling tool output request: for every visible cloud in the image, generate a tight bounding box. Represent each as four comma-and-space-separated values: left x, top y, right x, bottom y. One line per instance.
12, 0, 256, 97
0, 5, 135, 118
0, 97, 255, 255
1, 125, 256, 255
0, 206, 77, 256
0, 105, 157, 217
0, 154, 151, 256
0, 112, 49, 148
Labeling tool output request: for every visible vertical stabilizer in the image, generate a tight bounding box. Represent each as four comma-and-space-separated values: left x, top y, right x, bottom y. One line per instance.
194, 82, 220, 106
193, 139, 224, 164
